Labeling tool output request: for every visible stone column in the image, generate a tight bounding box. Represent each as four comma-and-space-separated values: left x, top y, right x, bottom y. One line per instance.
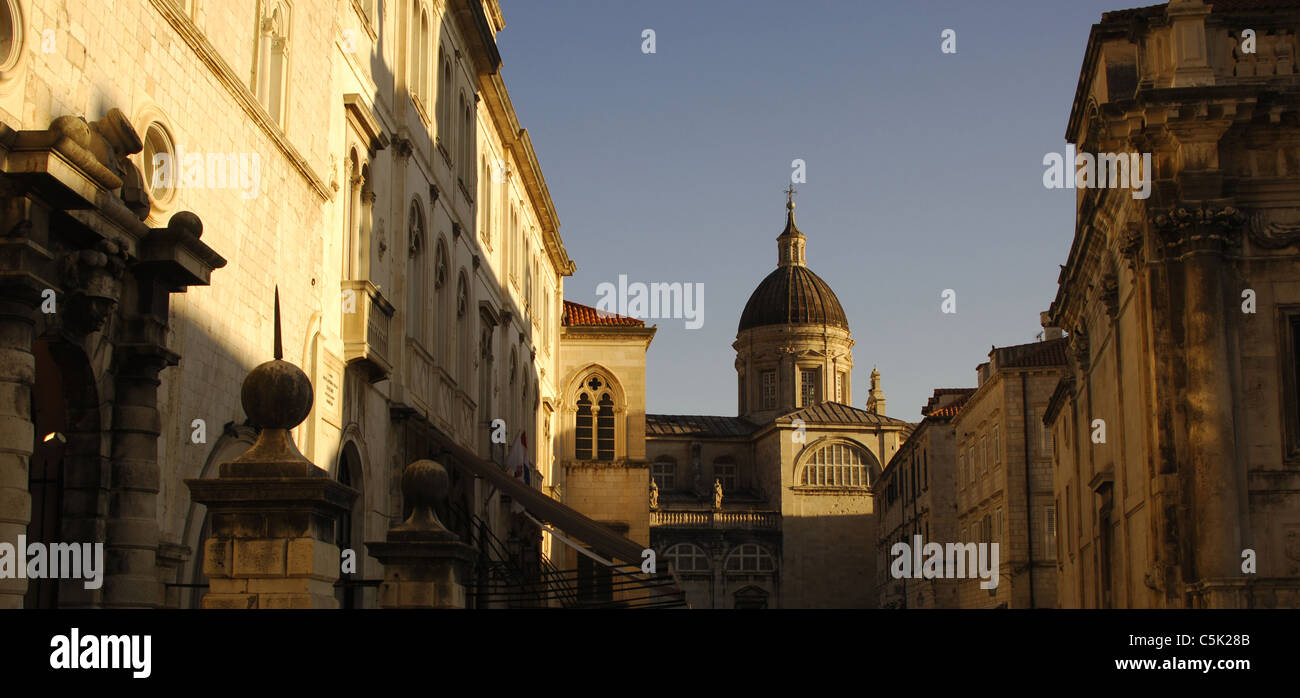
1154, 206, 1244, 597
102, 343, 169, 608
186, 304, 357, 609
366, 459, 476, 608
0, 274, 45, 608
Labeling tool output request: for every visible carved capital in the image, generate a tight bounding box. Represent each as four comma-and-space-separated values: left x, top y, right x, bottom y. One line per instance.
1120, 224, 1144, 269
1099, 271, 1120, 319
391, 137, 414, 160
1149, 203, 1243, 253
1068, 326, 1090, 373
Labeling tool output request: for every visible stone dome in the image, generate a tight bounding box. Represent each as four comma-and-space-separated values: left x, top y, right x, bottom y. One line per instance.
737, 194, 849, 333
738, 265, 849, 332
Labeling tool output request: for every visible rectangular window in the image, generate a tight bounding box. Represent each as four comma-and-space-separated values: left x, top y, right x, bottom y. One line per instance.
716, 462, 737, 491
1283, 313, 1300, 459
995, 507, 1002, 542
968, 445, 976, 482
1293, 317, 1300, 440
1065, 485, 1073, 560
992, 425, 1000, 466
835, 372, 844, 402
652, 461, 675, 490
800, 368, 819, 407
958, 452, 965, 488
1046, 505, 1057, 540
761, 370, 777, 410
980, 436, 988, 473
1036, 409, 1052, 457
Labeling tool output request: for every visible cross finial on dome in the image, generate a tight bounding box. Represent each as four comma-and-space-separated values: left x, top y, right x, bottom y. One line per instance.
785, 183, 797, 211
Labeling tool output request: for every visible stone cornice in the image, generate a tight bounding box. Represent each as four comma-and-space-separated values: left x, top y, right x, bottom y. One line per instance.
147, 0, 331, 201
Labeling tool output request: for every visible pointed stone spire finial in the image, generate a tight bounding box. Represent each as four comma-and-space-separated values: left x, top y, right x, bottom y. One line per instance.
274, 285, 283, 360
778, 184, 806, 266
224, 285, 318, 476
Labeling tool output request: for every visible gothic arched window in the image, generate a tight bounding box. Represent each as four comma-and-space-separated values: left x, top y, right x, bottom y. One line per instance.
575, 393, 593, 460
434, 238, 447, 290
574, 374, 617, 461
436, 44, 451, 143
406, 202, 426, 345
596, 394, 615, 460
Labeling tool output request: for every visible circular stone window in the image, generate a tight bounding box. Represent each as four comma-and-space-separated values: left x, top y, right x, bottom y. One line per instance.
0, 0, 25, 81
141, 122, 177, 207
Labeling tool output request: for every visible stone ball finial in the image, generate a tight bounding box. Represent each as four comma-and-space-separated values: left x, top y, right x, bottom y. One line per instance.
168, 210, 203, 238
391, 459, 453, 537
240, 359, 313, 430
402, 459, 450, 510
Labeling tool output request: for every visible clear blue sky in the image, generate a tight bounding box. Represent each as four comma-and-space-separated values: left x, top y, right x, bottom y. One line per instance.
497, 0, 1125, 419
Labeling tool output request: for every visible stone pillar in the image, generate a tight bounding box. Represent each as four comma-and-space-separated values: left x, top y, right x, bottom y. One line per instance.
366, 459, 475, 609
186, 305, 357, 609
1153, 206, 1244, 596
0, 274, 45, 608
103, 343, 168, 608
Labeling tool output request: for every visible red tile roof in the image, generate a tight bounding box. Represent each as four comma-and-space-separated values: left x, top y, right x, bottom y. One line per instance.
1102, 0, 1299, 23
562, 300, 645, 327
998, 337, 1068, 369
922, 388, 975, 419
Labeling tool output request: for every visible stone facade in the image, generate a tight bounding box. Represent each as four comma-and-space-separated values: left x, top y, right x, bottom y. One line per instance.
952, 339, 1065, 609
645, 199, 911, 609
554, 301, 656, 605
875, 389, 970, 609
0, 0, 581, 609
1046, 0, 1300, 609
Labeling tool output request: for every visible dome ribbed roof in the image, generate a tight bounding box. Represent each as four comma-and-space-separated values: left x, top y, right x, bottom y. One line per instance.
738, 265, 849, 332
737, 193, 849, 333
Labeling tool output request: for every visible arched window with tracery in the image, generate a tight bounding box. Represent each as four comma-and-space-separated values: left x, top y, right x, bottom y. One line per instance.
798, 441, 872, 488
574, 373, 617, 461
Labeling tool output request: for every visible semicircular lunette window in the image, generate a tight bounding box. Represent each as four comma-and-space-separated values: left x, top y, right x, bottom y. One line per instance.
799, 441, 870, 487
725, 544, 775, 573
141, 122, 176, 207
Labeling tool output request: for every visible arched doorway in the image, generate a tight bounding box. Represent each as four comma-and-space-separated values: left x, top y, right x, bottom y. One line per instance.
26, 339, 67, 608
335, 441, 363, 609
26, 336, 103, 609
